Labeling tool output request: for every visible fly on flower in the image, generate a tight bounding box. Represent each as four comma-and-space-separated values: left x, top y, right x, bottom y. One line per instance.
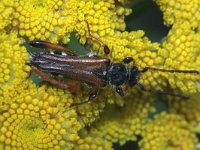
29, 21, 199, 101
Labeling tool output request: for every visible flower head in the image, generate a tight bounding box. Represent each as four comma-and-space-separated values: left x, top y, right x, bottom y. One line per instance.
0, 83, 81, 149
0, 31, 30, 112
161, 22, 200, 93
86, 92, 155, 145
70, 87, 106, 126
155, 0, 200, 29
0, 31, 30, 86
0, 0, 199, 149
168, 94, 200, 129
75, 1, 132, 54
73, 131, 113, 150
10, 0, 79, 43
0, 0, 14, 30
139, 112, 198, 150
0, 80, 35, 113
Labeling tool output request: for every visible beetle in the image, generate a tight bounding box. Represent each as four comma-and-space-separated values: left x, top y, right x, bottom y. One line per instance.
29, 21, 199, 100
29, 42, 199, 100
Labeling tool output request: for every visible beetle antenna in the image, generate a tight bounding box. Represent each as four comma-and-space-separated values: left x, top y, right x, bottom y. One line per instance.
85, 20, 110, 54
136, 83, 190, 99
141, 67, 199, 74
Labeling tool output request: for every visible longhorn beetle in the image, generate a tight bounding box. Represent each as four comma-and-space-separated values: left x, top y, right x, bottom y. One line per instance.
29, 21, 199, 101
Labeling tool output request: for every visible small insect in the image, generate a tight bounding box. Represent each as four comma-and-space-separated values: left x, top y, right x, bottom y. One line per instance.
29, 22, 199, 100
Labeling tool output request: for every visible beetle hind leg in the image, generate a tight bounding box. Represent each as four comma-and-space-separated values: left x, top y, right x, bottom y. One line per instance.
31, 67, 79, 93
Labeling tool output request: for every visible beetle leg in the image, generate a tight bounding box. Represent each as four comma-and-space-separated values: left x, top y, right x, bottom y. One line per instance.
123, 57, 134, 64
30, 40, 77, 56
31, 67, 79, 92
69, 88, 99, 108
116, 86, 124, 96
85, 20, 110, 55
88, 88, 99, 101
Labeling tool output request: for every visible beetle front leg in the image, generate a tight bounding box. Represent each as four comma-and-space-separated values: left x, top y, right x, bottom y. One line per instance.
123, 57, 133, 64
31, 67, 79, 93
88, 88, 99, 101
116, 86, 124, 97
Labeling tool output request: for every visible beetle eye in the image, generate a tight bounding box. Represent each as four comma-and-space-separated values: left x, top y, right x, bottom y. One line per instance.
129, 67, 140, 87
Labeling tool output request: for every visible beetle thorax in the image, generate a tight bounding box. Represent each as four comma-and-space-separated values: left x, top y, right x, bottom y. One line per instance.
107, 63, 129, 86
107, 63, 141, 87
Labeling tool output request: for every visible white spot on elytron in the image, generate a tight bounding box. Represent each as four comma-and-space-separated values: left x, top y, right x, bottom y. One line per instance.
50, 51, 54, 54
103, 71, 106, 75
88, 52, 97, 57
61, 52, 67, 56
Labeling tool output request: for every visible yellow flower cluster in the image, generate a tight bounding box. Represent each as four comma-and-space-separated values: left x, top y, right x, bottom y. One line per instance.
139, 112, 198, 150
155, 0, 200, 29
11, 0, 78, 43
45, 85, 74, 109
0, 31, 30, 112
76, 0, 132, 45
0, 80, 35, 113
160, 22, 200, 93
0, 0, 13, 30
0, 0, 132, 44
168, 94, 200, 129
0, 81, 81, 150
72, 91, 106, 126
45, 85, 106, 127
0, 31, 30, 86
0, 0, 199, 149
73, 131, 112, 150
85, 93, 155, 145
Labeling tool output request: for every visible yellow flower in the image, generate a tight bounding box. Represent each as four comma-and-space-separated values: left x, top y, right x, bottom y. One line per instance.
139, 112, 197, 150
73, 130, 112, 150
1, 0, 132, 44
0, 82, 81, 149
0, 31, 30, 87
161, 22, 200, 93
9, 0, 78, 43
155, 0, 200, 28
168, 94, 200, 129
0, 80, 35, 113
0, 31, 30, 112
0, 0, 199, 149
0, 0, 14, 30
45, 84, 74, 109
83, 92, 155, 145
70, 86, 106, 126
44, 85, 104, 127
75, 1, 132, 53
